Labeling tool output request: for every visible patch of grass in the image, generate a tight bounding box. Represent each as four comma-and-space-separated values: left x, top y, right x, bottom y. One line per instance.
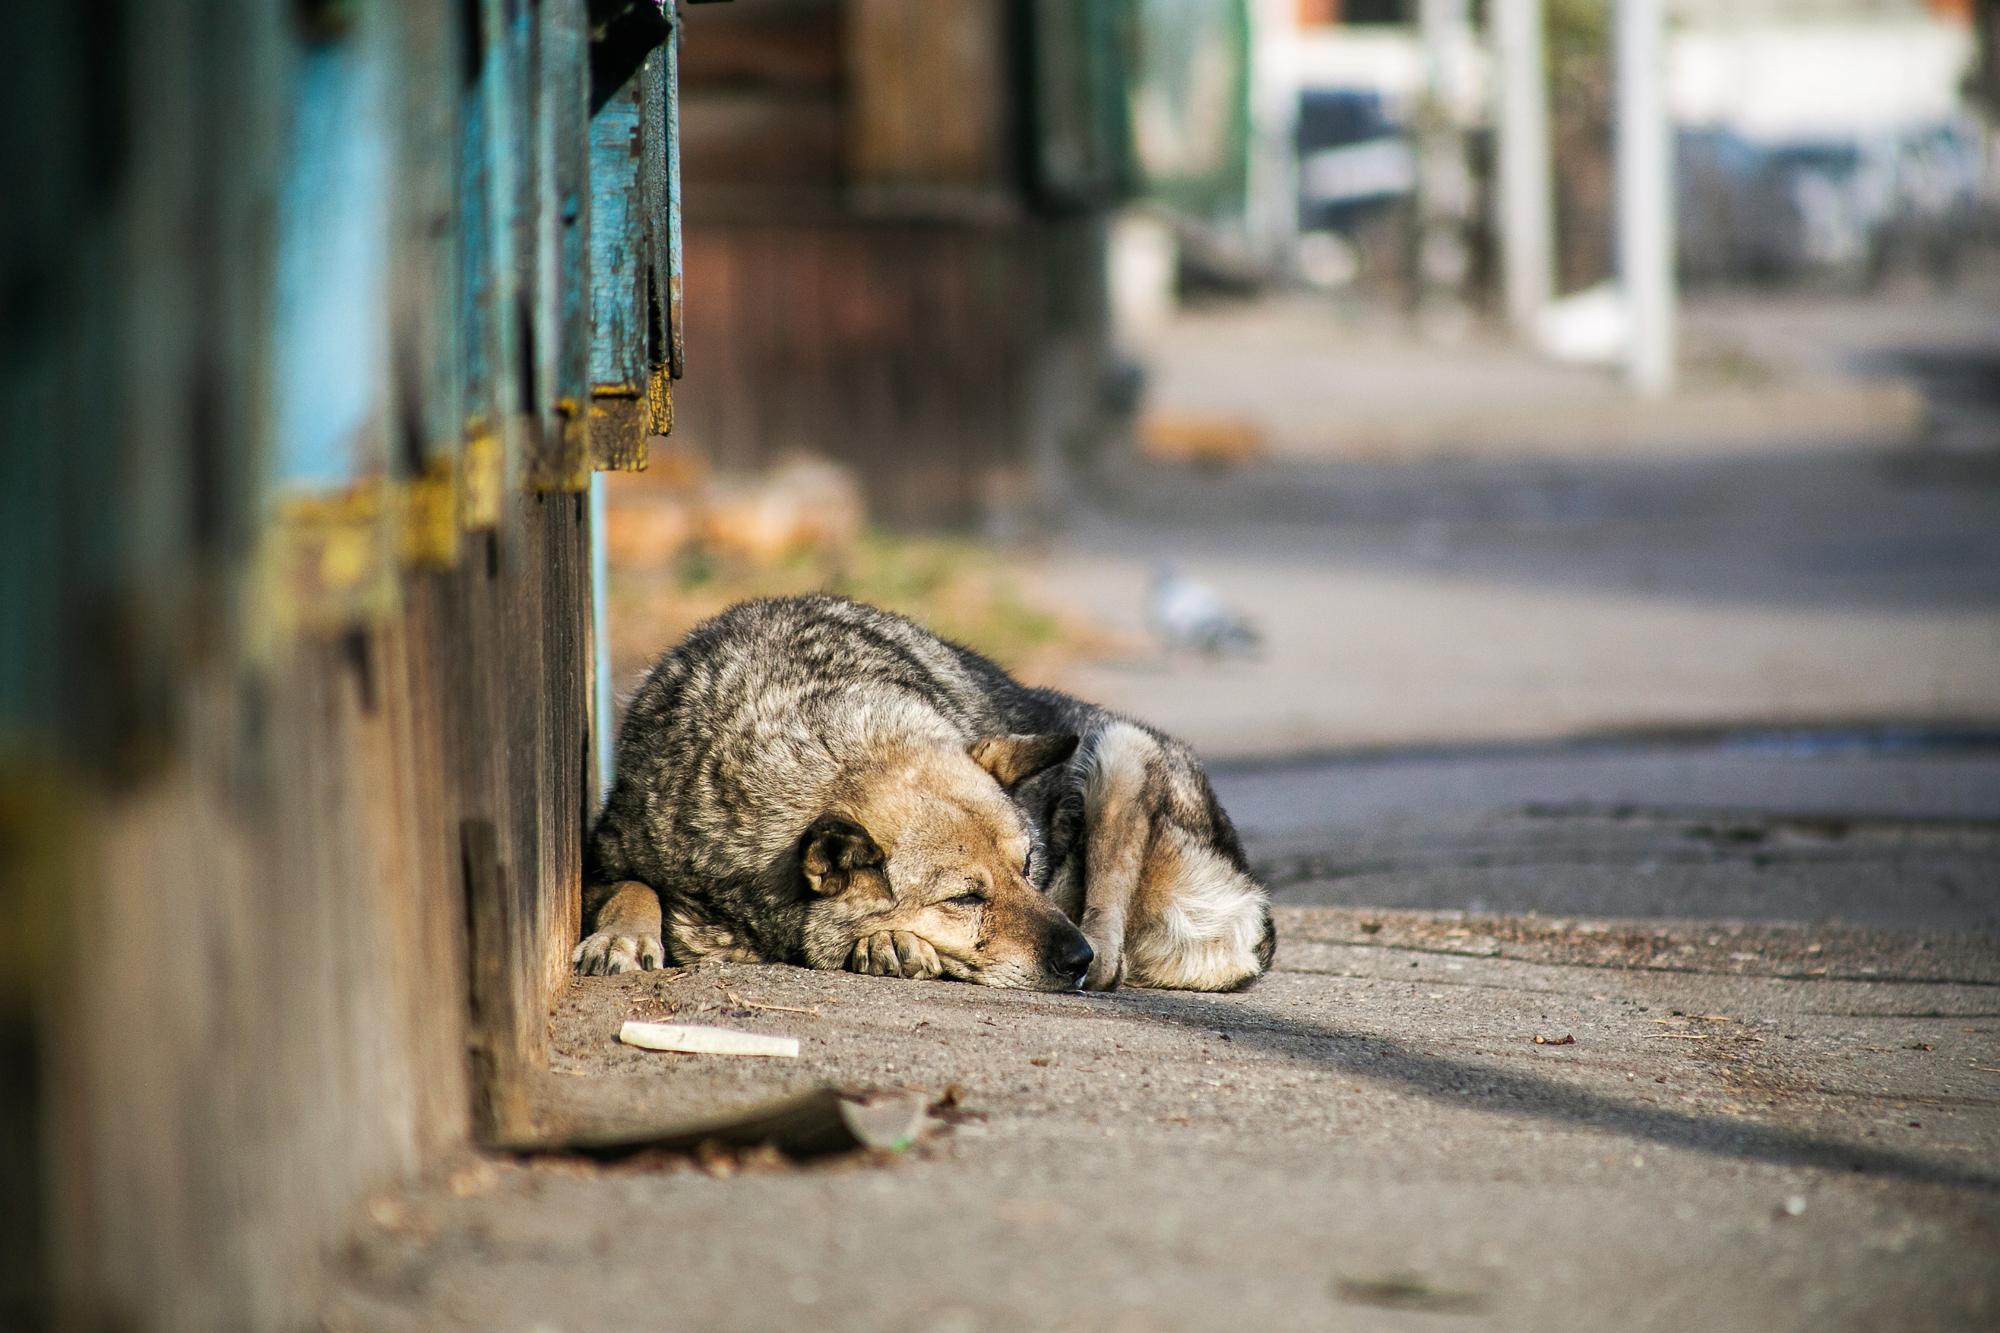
609, 530, 1085, 688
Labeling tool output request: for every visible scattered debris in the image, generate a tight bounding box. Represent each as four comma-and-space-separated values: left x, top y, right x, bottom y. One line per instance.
1333, 1273, 1490, 1315
838, 1093, 932, 1151
720, 985, 823, 1018
1532, 1033, 1576, 1046
618, 1021, 800, 1059
928, 1083, 986, 1126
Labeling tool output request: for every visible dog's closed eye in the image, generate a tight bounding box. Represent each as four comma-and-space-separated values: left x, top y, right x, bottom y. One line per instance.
944, 891, 986, 909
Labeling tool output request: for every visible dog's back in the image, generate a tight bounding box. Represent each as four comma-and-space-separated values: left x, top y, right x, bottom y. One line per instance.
593, 595, 1006, 890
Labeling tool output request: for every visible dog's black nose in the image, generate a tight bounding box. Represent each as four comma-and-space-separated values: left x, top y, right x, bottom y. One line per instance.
1053, 932, 1094, 986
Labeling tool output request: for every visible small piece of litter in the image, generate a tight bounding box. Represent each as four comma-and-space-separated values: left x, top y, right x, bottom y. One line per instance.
1783, 1195, 1807, 1217
1533, 1033, 1576, 1046
618, 1020, 799, 1058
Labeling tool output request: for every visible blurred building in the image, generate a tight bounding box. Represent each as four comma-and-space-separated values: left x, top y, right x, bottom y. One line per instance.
1285, 0, 1991, 301
671, 0, 1132, 527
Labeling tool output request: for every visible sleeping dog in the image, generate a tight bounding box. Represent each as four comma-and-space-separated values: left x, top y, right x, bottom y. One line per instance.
577, 595, 1273, 991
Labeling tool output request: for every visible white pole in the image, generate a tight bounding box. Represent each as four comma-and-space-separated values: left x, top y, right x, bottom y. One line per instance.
1616, 0, 1676, 396
1416, 0, 1473, 340
1491, 0, 1554, 334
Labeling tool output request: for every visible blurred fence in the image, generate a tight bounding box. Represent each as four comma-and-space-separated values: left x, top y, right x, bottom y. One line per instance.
0, 1, 685, 1325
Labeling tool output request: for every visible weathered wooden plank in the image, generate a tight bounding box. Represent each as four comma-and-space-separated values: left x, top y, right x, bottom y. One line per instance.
588, 51, 653, 469
527, 0, 594, 492
673, 221, 1048, 526
678, 92, 846, 189
458, 0, 520, 530
388, 0, 465, 565
676, 0, 842, 91
844, 0, 1011, 204
20, 0, 647, 1326
661, 21, 686, 383
265, 5, 401, 635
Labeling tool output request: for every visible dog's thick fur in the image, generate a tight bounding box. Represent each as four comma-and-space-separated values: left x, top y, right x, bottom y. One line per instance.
577, 596, 1274, 991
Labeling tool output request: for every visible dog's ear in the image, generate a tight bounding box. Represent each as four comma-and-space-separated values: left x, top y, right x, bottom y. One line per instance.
969, 733, 1079, 787
799, 815, 884, 896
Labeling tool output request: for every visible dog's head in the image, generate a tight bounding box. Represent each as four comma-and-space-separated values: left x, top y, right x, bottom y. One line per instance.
795, 733, 1093, 990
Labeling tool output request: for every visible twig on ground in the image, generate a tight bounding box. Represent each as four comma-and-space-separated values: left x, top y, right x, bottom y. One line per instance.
717, 984, 823, 1017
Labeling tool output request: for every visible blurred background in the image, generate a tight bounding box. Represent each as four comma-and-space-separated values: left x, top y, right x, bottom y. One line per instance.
606, 0, 2000, 760
6, 0, 2000, 1327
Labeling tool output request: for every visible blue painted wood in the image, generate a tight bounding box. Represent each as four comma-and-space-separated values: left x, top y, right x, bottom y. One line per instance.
387, 0, 461, 474
508, 0, 540, 438
589, 78, 643, 396
663, 22, 684, 380
520, 0, 593, 490
586, 57, 651, 468
457, 0, 523, 523
586, 2, 682, 463
271, 22, 393, 489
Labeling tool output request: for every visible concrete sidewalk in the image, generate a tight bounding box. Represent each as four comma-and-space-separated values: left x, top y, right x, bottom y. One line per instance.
324, 909, 2000, 1333
321, 750, 2000, 1333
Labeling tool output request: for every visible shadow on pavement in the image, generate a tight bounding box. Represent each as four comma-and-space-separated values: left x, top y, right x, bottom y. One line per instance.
1084, 445, 2000, 612
1109, 985, 2000, 1195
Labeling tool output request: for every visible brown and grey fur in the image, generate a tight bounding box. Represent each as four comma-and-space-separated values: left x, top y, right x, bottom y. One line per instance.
577, 596, 1274, 992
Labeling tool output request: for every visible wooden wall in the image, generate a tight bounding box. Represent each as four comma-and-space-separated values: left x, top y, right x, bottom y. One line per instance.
667, 0, 1116, 528
680, 219, 1048, 526
0, 0, 673, 1325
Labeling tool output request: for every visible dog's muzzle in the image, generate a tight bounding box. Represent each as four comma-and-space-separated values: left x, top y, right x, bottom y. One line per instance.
1042, 926, 1094, 990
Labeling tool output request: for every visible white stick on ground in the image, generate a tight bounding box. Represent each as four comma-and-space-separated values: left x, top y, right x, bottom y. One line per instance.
618, 1021, 801, 1058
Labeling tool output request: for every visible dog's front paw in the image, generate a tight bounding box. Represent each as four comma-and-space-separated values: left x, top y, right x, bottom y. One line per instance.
1081, 939, 1126, 992
847, 931, 941, 980
572, 930, 665, 976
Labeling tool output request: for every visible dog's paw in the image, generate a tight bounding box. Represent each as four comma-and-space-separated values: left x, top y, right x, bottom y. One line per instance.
572, 930, 665, 976
1081, 938, 1126, 992
846, 931, 941, 980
